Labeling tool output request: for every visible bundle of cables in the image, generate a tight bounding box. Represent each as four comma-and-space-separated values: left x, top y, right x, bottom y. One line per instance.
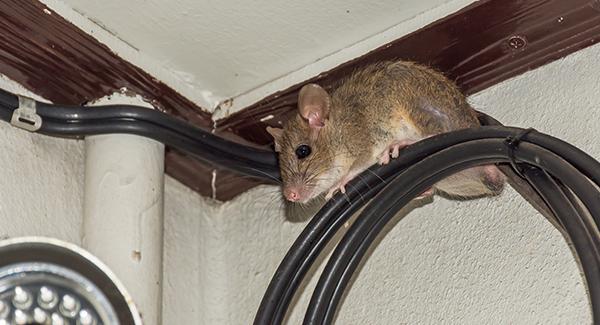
0, 88, 597, 324
0, 88, 279, 181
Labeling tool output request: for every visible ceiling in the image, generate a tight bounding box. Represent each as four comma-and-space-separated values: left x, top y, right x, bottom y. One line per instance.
58, 0, 472, 110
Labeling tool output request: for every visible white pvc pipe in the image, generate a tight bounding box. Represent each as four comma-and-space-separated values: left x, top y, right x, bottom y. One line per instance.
83, 93, 164, 325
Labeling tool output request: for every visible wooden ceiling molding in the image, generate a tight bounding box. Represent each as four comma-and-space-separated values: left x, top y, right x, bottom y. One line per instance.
1, 0, 599, 200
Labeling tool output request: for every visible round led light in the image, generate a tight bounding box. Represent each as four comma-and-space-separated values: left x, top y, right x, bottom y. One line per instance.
79, 309, 97, 325
13, 309, 28, 324
39, 286, 59, 309
51, 312, 66, 325
59, 293, 81, 317
33, 307, 48, 323
0, 237, 141, 325
12, 286, 32, 309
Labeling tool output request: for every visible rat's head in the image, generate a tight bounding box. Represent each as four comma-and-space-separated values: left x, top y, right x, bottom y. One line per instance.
267, 84, 336, 203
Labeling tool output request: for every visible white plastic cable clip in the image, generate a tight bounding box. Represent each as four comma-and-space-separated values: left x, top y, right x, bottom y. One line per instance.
11, 96, 42, 132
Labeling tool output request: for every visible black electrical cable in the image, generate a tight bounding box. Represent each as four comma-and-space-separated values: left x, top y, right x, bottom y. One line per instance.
308, 170, 598, 324
522, 167, 600, 319
255, 175, 390, 325
519, 147, 600, 251
36, 118, 279, 180
0, 88, 280, 180
254, 127, 600, 325
523, 166, 600, 300
557, 181, 600, 250
303, 139, 600, 325
36, 105, 278, 167
305, 158, 503, 324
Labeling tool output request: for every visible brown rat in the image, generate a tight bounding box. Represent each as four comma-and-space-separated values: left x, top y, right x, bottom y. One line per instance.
267, 60, 505, 203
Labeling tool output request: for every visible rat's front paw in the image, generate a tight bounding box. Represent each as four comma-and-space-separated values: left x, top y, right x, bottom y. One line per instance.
378, 140, 415, 165
325, 188, 337, 200
325, 186, 343, 200
325, 179, 350, 200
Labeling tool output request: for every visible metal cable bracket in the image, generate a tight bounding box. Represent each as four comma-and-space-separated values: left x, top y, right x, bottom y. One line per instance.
11, 96, 42, 132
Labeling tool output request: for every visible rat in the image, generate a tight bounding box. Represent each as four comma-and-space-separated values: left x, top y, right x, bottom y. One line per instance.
266, 60, 505, 203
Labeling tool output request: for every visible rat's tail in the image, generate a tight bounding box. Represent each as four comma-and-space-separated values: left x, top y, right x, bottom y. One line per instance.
434, 165, 505, 199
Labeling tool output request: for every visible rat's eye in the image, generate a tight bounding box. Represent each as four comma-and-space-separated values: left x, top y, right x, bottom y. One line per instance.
295, 144, 312, 159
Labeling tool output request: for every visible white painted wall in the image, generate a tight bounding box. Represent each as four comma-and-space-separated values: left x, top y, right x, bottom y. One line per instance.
162, 42, 600, 324
0, 75, 84, 244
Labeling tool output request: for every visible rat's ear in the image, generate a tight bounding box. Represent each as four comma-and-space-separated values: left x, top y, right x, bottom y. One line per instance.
266, 126, 283, 152
298, 83, 330, 129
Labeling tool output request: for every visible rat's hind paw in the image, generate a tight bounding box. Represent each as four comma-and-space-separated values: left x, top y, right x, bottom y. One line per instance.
378, 139, 416, 165
416, 187, 434, 199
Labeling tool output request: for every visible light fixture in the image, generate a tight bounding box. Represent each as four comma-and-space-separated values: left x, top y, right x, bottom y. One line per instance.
0, 237, 142, 325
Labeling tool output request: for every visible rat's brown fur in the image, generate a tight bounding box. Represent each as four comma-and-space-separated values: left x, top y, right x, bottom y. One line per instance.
269, 60, 505, 203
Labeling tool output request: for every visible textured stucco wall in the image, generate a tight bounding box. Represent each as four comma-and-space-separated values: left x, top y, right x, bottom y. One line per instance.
0, 75, 85, 244
162, 43, 600, 324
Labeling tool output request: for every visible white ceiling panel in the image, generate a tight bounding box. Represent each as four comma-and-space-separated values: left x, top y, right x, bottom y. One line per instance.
59, 0, 466, 106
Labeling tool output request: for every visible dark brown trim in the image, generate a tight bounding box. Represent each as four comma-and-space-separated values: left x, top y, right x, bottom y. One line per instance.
1, 0, 599, 200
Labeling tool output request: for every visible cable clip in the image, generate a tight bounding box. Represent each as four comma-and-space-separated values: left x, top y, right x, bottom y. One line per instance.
11, 96, 42, 132
504, 128, 535, 177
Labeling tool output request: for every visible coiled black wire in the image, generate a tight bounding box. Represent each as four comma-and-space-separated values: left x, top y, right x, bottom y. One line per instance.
303, 139, 600, 324
254, 128, 600, 325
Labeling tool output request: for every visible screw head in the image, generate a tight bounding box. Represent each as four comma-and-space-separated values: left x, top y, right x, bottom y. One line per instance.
507, 35, 527, 50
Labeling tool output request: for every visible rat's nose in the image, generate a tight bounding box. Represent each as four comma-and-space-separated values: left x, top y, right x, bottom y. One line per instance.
284, 187, 300, 202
